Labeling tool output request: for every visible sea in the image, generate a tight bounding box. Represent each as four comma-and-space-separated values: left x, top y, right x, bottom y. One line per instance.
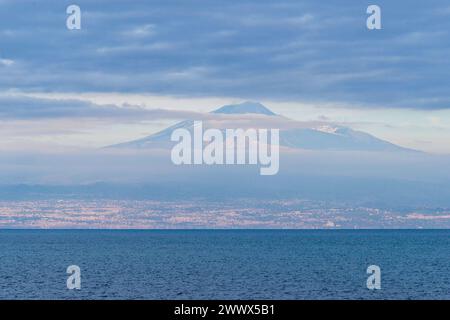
0, 229, 448, 299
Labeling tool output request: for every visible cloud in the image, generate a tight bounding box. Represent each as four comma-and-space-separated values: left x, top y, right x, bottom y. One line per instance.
121, 24, 156, 37
0, 0, 449, 110
0, 94, 205, 120
240, 13, 315, 27
201, 114, 327, 130
96, 42, 176, 55
0, 58, 14, 66
0, 94, 330, 132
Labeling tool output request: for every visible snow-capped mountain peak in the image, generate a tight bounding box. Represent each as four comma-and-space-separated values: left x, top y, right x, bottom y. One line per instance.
212, 101, 276, 116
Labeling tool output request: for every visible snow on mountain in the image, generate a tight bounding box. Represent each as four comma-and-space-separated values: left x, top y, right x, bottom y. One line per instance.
212, 101, 276, 116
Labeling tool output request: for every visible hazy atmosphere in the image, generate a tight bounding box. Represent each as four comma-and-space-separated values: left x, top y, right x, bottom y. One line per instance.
1, 0, 450, 228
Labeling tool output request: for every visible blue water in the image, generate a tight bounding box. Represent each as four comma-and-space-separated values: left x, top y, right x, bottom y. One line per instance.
0, 230, 448, 299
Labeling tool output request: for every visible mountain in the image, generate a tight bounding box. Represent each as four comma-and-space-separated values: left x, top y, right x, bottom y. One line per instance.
108, 101, 416, 152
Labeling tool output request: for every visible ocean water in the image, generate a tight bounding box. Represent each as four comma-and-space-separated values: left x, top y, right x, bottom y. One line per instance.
0, 230, 448, 300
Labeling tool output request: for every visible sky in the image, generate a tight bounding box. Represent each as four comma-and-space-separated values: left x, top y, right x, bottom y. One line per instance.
1, 0, 450, 152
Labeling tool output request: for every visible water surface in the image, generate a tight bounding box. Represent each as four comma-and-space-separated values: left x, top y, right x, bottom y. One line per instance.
0, 230, 448, 299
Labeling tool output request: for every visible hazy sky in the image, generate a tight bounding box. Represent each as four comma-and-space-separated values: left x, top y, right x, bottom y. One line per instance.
1, 0, 450, 152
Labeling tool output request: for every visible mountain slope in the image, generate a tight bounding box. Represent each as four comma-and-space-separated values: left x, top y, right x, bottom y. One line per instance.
280, 127, 410, 152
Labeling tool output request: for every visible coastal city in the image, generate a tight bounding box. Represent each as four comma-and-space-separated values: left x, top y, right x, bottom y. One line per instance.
0, 199, 448, 229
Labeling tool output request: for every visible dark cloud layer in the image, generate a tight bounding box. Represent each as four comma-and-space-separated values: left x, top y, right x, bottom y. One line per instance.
0, 95, 204, 120
0, 0, 450, 109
